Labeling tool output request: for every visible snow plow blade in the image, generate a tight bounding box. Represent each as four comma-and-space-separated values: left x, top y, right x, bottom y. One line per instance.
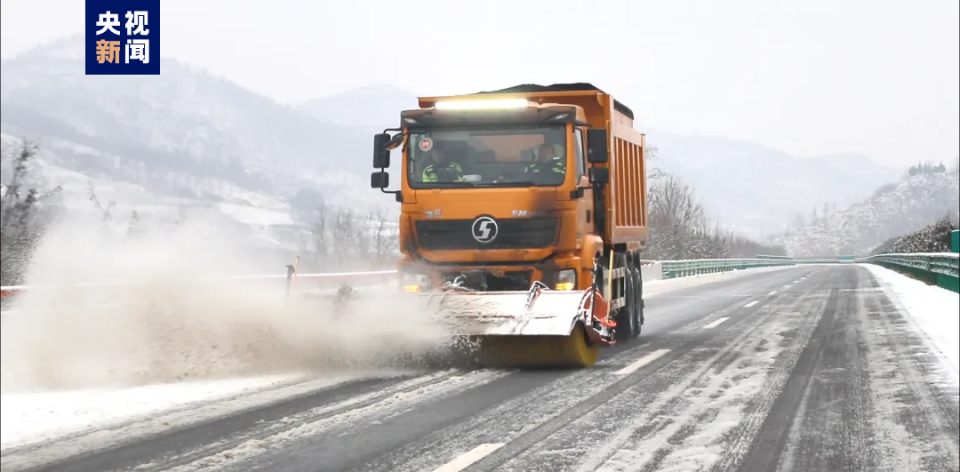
390, 282, 616, 368
423, 283, 617, 368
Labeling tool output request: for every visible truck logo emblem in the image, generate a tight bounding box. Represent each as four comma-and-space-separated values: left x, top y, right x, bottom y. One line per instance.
471, 216, 498, 243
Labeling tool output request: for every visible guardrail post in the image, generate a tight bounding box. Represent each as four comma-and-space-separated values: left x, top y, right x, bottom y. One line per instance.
953, 230, 959, 253
284, 264, 295, 301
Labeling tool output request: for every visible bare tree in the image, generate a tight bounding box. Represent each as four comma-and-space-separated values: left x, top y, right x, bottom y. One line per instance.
354, 211, 372, 265
641, 170, 787, 260
87, 179, 116, 222
307, 201, 329, 269
0, 140, 62, 285
643, 172, 709, 259
298, 202, 401, 272
646, 144, 666, 181
369, 209, 398, 268
331, 208, 356, 270
127, 210, 141, 237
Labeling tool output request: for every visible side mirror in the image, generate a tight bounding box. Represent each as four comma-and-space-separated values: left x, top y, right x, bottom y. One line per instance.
589, 167, 609, 185
370, 171, 389, 189
586, 128, 609, 164
373, 133, 391, 168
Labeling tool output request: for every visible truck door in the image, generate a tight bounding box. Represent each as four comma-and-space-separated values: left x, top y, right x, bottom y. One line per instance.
573, 128, 592, 247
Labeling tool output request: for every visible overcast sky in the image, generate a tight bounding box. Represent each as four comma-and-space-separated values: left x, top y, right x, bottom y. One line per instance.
2, 0, 957, 168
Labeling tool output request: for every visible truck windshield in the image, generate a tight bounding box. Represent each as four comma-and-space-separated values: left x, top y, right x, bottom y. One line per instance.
407, 126, 567, 188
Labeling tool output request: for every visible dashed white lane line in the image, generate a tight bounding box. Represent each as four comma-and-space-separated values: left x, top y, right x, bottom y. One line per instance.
433, 443, 505, 472
615, 348, 672, 375
767, 291, 778, 296
782, 284, 792, 289
744, 300, 759, 308
702, 317, 730, 329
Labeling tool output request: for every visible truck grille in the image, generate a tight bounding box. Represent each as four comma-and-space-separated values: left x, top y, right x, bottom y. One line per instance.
415, 218, 558, 250
440, 270, 533, 291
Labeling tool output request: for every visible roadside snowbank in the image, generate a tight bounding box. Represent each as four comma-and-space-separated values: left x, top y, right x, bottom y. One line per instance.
0, 375, 298, 450
865, 264, 959, 383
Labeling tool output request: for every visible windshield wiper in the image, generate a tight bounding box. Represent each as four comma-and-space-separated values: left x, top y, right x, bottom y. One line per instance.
473, 181, 539, 187
419, 181, 549, 188
419, 181, 476, 187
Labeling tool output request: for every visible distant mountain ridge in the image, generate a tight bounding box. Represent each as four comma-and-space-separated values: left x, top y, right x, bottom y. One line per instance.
0, 36, 391, 240
295, 85, 419, 131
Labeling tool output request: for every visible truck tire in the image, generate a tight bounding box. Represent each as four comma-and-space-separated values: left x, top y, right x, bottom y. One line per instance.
632, 265, 644, 336
615, 258, 639, 341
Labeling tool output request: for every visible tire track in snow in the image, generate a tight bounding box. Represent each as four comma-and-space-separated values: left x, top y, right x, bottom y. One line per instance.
156, 368, 510, 472
18, 369, 503, 472
481, 290, 810, 472
575, 273, 834, 472
853, 273, 960, 472
742, 267, 877, 472
351, 289, 779, 472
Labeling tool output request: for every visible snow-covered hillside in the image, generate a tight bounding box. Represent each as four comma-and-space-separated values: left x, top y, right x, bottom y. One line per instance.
777, 170, 960, 256
0, 35, 394, 246
871, 216, 958, 254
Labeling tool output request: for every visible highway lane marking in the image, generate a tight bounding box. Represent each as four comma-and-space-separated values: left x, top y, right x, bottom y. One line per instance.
702, 317, 730, 329
433, 443, 505, 472
782, 284, 792, 289
767, 291, 777, 296
615, 348, 671, 375
744, 300, 759, 308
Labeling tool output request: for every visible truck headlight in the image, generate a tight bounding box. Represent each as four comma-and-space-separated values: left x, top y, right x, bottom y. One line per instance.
556, 269, 576, 290
400, 271, 431, 292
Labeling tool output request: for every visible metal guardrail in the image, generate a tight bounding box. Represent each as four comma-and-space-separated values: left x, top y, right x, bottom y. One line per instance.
0, 270, 397, 311
859, 252, 960, 293
756, 254, 794, 260
4, 252, 954, 311
660, 258, 796, 279
0, 258, 798, 309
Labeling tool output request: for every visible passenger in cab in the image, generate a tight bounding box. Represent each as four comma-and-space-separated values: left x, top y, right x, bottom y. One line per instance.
421, 146, 464, 183
524, 142, 565, 176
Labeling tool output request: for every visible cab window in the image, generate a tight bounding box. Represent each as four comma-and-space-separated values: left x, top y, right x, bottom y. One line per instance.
573, 129, 586, 179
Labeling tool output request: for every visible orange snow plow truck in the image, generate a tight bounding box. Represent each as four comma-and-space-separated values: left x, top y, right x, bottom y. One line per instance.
368, 83, 648, 368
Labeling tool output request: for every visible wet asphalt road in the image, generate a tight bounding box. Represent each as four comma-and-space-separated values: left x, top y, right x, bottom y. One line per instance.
6, 265, 959, 472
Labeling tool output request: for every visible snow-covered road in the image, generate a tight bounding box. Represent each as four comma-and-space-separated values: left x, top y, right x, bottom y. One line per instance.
2, 264, 958, 472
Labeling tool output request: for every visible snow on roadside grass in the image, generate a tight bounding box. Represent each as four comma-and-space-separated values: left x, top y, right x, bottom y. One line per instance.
0, 374, 302, 450
864, 263, 960, 384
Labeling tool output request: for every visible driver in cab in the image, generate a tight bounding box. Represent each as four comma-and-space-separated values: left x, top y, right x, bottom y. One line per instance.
421, 146, 464, 183
524, 143, 565, 176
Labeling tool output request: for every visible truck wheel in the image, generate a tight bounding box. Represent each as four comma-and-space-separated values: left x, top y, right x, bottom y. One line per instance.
632, 265, 644, 336
616, 261, 638, 341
